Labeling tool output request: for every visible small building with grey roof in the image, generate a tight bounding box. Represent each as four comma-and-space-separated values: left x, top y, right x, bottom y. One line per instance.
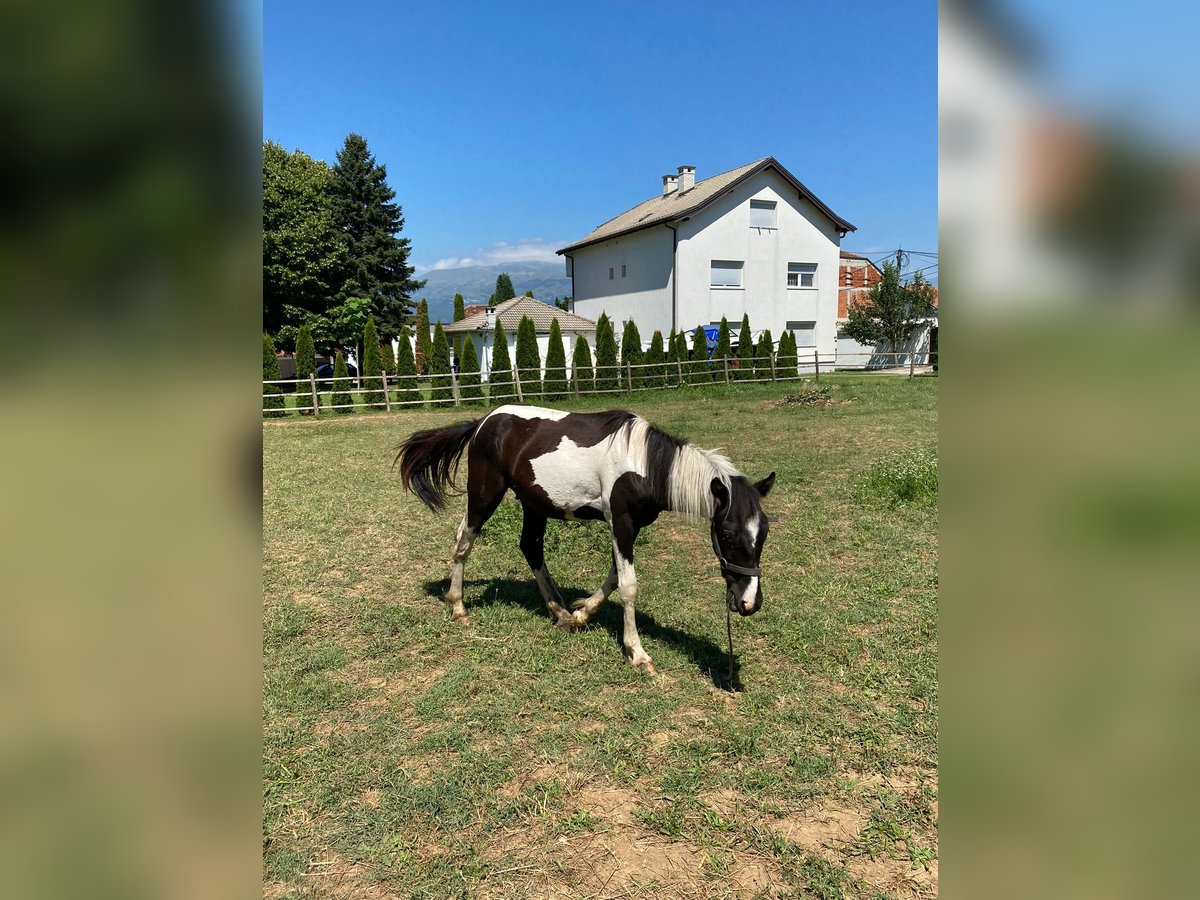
442, 296, 596, 379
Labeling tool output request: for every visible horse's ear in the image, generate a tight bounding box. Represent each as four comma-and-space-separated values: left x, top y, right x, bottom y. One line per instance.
710, 477, 730, 513
753, 472, 776, 498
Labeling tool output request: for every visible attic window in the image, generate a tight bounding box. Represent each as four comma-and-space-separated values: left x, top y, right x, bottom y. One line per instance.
750, 199, 777, 229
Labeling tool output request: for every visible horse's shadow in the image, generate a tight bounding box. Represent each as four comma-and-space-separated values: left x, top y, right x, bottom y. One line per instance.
421, 576, 741, 691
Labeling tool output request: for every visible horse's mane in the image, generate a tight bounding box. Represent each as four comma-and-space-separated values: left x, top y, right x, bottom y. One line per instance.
617, 418, 740, 520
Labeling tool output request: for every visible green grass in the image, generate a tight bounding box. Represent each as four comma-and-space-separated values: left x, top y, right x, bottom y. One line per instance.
263, 376, 938, 898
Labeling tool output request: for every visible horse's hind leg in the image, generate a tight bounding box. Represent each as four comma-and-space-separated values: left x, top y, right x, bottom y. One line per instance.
519, 503, 572, 628
570, 557, 617, 626
445, 461, 505, 622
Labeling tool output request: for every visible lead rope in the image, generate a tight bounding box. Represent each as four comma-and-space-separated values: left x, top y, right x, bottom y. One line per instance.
726, 605, 735, 686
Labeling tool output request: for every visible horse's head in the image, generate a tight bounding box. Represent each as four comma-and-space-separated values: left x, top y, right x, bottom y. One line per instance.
709, 472, 775, 616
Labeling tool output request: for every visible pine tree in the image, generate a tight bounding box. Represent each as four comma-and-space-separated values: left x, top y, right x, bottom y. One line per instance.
571, 335, 594, 395
494, 273, 515, 303
294, 324, 317, 414
263, 333, 286, 417
736, 314, 753, 380
692, 326, 710, 382
523, 290, 534, 297
459, 336, 483, 404
715, 318, 732, 379
756, 329, 774, 379
328, 133, 424, 335
543, 319, 567, 401
620, 320, 643, 390
451, 293, 466, 357
415, 299, 432, 374
594, 314, 618, 392
430, 322, 452, 405
331, 350, 353, 413
489, 320, 513, 403
645, 331, 666, 389
515, 315, 541, 399
395, 326, 419, 406
361, 317, 385, 407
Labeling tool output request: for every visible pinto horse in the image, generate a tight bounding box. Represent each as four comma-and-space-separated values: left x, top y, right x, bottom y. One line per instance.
396, 405, 774, 674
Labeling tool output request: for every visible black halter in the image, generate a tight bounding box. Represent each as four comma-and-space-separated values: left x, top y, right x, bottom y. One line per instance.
710, 517, 761, 578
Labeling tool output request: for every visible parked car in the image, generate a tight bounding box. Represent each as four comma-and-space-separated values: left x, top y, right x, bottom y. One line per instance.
315, 360, 357, 390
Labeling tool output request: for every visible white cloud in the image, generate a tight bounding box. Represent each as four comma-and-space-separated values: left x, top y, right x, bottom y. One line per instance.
423, 239, 564, 271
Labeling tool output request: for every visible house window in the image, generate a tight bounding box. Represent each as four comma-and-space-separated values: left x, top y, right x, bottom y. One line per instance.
750, 199, 777, 229
787, 320, 817, 347
621, 264, 627, 278
787, 262, 817, 288
710, 260, 744, 288
609, 267, 614, 280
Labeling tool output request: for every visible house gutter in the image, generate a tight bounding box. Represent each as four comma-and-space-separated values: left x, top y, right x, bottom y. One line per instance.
565, 252, 575, 313
664, 223, 678, 333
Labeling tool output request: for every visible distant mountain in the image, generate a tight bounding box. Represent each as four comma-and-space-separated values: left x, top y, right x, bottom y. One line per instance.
412, 260, 572, 323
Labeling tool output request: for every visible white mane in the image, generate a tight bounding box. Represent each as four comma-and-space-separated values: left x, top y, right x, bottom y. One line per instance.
667, 443, 739, 521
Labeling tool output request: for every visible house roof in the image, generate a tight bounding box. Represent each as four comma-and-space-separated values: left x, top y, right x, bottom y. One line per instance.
441, 296, 597, 334
557, 157, 856, 255
840, 249, 884, 274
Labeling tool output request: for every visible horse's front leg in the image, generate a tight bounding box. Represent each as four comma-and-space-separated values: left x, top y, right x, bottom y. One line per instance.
611, 517, 654, 675
570, 559, 616, 627
519, 503, 572, 628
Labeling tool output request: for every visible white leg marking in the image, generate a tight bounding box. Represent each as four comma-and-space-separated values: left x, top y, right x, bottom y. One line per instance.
571, 563, 617, 625
445, 515, 476, 621
614, 547, 654, 674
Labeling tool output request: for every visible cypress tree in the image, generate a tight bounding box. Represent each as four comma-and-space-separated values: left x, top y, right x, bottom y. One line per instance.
715, 317, 732, 379
451, 293, 466, 357
523, 290, 534, 297
460, 336, 483, 404
295, 325, 316, 414
736, 313, 753, 380
594, 314, 618, 392
571, 335, 594, 395
543, 319, 567, 401
489, 320, 513, 403
756, 329, 773, 379
779, 331, 797, 378
515, 315, 541, 399
645, 331, 666, 389
395, 325, 419, 406
361, 317, 385, 407
380, 339, 395, 376
666, 327, 679, 382
494, 273, 515, 303
263, 333, 285, 417
620, 319, 643, 389
430, 322, 452, 405
691, 326, 710, 382
331, 350, 353, 413
675, 331, 690, 376
415, 299, 432, 374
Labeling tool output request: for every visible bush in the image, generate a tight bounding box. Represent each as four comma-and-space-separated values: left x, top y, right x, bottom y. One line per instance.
594, 313, 618, 392
571, 335, 594, 395
777, 331, 797, 377
756, 329, 773, 379
380, 339, 395, 376
515, 315, 541, 399
645, 331, 665, 388
715, 318, 732, 379
331, 350, 353, 413
672, 330, 689, 383
620, 319, 643, 390
736, 314, 753, 380
489, 321, 513, 404
691, 326, 710, 383
294, 325, 316, 414
395, 326, 420, 407
543, 319, 567, 401
361, 317, 385, 407
430, 322, 453, 405
856, 447, 938, 506
460, 336, 483, 404
263, 333, 285, 417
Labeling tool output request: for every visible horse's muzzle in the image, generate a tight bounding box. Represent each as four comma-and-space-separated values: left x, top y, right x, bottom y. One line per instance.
727, 584, 762, 616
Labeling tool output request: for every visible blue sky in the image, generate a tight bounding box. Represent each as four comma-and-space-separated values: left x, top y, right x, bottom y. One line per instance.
263, 1, 937, 277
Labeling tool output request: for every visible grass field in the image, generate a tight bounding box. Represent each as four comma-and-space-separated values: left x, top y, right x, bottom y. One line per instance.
263, 376, 938, 899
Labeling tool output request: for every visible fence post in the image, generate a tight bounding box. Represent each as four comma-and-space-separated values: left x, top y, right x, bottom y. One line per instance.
909, 346, 916, 380
514, 367, 524, 403
722, 356, 730, 385
450, 367, 461, 406
382, 373, 391, 412
573, 372, 580, 398
309, 373, 320, 418
769, 351, 777, 382
676, 359, 684, 386
625, 362, 633, 393
813, 350, 820, 382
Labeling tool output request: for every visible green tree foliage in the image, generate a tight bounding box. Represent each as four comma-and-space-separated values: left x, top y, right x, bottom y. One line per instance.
523, 290, 534, 297
331, 350, 353, 413
459, 336, 483, 404
328, 133, 424, 336
594, 314, 618, 392
666, 327, 678, 370
494, 273, 515, 304
756, 329, 773, 378
394, 326, 419, 407
691, 326, 710, 382
380, 339, 395, 376
553, 296, 571, 311
361, 316, 385, 407
294, 324, 317, 414
777, 331, 797, 378
715, 318, 732, 378
429, 322, 453, 405
263, 333, 285, 417
453, 293, 466, 323
263, 142, 347, 341
839, 262, 937, 358
645, 331, 666, 389
414, 299, 432, 374
515, 315, 542, 398
736, 314, 753, 380
571, 335, 594, 395
673, 331, 690, 381
543, 319, 567, 401
489, 321, 513, 402
620, 319, 643, 389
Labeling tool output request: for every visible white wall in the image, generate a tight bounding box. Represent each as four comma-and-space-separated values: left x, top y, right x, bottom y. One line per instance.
569, 226, 675, 339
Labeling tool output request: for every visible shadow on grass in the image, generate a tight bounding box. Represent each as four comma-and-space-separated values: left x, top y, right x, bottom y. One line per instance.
422, 576, 742, 691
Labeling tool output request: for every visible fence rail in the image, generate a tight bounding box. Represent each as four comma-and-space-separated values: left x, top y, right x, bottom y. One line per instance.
263, 349, 937, 416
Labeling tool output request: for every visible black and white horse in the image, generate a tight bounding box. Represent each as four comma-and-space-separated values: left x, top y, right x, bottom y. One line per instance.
396, 405, 774, 674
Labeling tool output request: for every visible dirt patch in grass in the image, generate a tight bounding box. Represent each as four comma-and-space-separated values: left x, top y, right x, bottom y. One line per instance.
766, 803, 868, 849
848, 854, 938, 898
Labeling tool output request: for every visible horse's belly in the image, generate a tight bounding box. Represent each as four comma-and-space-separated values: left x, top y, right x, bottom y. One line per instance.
528, 439, 607, 514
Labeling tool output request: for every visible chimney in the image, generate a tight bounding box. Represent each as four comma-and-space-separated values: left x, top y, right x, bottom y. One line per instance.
677, 165, 696, 192
661, 174, 678, 196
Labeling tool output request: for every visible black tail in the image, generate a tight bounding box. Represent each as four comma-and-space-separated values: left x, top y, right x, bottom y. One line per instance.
395, 418, 482, 512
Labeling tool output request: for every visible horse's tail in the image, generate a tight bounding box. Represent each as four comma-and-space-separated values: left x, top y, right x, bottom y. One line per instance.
394, 417, 483, 512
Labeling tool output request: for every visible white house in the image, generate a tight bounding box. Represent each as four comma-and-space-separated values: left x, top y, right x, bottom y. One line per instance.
441, 296, 596, 380
557, 157, 855, 362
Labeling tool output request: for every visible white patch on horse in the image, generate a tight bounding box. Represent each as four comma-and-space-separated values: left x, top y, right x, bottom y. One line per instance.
739, 518, 760, 611
492, 404, 569, 421
529, 421, 652, 514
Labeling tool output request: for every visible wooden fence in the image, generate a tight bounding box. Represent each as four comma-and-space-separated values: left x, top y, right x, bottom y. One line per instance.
263, 349, 937, 417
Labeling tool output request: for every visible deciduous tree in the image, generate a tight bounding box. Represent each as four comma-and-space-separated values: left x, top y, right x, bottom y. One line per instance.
839, 262, 937, 360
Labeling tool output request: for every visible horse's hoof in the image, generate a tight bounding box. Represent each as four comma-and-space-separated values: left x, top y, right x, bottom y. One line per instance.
450, 611, 472, 625
570, 596, 591, 611
628, 654, 656, 676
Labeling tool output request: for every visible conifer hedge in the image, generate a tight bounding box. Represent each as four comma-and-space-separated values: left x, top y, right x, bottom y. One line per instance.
691, 326, 710, 382
331, 350, 353, 412
515, 315, 541, 399
460, 336, 482, 404
756, 329, 773, 379
645, 331, 665, 388
736, 314, 753, 380
295, 325, 316, 414
571, 335, 594, 395
395, 326, 419, 406
362, 317, 385, 407
620, 319, 643, 389
543, 319, 567, 400
489, 321, 513, 403
594, 314, 618, 392
262, 333, 285, 416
